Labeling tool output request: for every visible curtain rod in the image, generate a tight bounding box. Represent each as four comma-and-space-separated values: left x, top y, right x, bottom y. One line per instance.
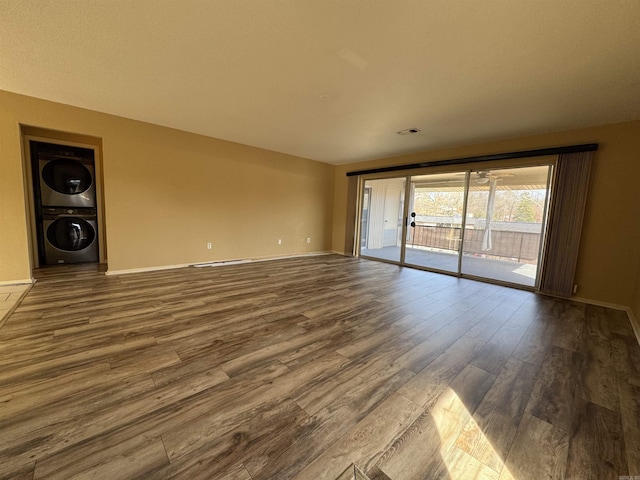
345, 143, 599, 177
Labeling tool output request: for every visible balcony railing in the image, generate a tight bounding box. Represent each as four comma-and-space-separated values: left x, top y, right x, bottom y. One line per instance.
408, 224, 540, 263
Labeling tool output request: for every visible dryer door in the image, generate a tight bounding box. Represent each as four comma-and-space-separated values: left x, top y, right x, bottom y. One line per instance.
40, 158, 96, 207
46, 217, 96, 252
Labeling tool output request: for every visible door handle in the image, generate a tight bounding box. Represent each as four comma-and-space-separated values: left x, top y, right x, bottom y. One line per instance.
410, 221, 416, 227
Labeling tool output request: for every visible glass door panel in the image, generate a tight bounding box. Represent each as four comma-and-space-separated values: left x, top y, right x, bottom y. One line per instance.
360, 187, 371, 248
460, 166, 551, 287
405, 173, 466, 273
359, 178, 406, 263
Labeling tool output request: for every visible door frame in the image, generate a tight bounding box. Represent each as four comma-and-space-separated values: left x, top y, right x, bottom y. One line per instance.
355, 159, 556, 291
21, 132, 107, 269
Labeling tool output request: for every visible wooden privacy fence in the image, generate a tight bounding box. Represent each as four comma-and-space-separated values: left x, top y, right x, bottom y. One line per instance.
409, 225, 541, 263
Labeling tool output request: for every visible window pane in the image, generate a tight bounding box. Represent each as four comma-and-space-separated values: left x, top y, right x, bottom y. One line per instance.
359, 178, 405, 263
405, 173, 466, 273
461, 166, 550, 287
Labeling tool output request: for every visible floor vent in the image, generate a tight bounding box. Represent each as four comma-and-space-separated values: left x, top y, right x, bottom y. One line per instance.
193, 259, 252, 268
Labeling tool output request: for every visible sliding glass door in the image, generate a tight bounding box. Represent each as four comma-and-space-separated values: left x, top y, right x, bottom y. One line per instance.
460, 166, 551, 287
405, 173, 467, 273
358, 164, 552, 289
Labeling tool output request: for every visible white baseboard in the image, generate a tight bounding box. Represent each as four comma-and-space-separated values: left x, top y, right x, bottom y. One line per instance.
248, 251, 332, 262
106, 251, 333, 276
571, 296, 629, 311
194, 251, 332, 268
0, 278, 34, 286
626, 308, 640, 347
105, 263, 192, 276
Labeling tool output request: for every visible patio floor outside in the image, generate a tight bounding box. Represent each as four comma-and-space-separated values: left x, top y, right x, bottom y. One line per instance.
360, 245, 538, 287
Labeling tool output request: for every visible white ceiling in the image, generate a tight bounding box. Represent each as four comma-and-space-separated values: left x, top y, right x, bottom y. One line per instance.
1, 1, 639, 165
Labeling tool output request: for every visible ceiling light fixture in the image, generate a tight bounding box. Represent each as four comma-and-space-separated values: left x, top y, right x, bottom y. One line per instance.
397, 128, 421, 135
476, 171, 491, 184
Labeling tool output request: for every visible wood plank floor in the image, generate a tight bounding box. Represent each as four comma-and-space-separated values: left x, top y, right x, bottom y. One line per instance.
0, 254, 639, 480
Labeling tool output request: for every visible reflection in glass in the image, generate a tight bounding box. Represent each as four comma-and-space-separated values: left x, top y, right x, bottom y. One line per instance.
47, 217, 95, 251
359, 178, 405, 263
42, 159, 92, 194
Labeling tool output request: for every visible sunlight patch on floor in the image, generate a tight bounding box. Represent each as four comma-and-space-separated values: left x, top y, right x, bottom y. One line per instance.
511, 263, 537, 279
433, 388, 511, 479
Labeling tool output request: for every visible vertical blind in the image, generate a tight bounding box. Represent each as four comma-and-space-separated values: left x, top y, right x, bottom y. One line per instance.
538, 151, 593, 297
345, 176, 359, 254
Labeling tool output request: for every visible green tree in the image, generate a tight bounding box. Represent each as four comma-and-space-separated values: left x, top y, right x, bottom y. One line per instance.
514, 193, 537, 222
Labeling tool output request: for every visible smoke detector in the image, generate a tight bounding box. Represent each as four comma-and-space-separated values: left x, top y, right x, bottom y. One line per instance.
397, 128, 421, 135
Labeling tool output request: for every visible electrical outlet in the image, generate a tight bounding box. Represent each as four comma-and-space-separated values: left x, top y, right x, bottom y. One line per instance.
207, 242, 212, 250
306, 237, 311, 244
278, 239, 282, 245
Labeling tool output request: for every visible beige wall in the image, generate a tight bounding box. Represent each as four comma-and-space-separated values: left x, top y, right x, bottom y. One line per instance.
0, 100, 32, 282
3, 88, 640, 308
632, 269, 640, 320
332, 120, 640, 307
0, 90, 335, 278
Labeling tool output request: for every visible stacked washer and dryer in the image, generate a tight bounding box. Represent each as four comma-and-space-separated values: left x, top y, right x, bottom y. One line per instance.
31, 141, 99, 265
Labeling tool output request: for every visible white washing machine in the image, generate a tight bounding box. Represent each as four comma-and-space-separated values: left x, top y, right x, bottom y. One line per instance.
37, 144, 96, 208
42, 208, 99, 264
